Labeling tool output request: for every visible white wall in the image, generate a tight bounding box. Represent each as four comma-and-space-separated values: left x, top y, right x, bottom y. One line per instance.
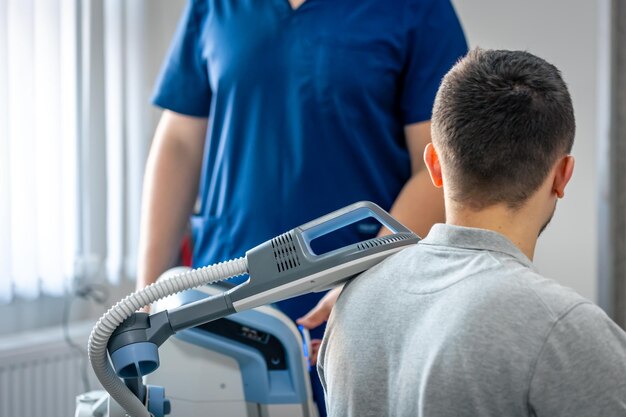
451, 0, 600, 301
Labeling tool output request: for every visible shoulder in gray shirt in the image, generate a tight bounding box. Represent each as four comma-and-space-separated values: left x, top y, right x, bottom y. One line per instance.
318, 224, 626, 417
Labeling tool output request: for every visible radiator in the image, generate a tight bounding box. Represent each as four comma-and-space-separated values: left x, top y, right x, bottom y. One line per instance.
0, 322, 100, 417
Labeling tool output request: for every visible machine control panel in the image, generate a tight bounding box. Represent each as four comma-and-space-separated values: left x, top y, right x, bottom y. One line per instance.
196, 318, 288, 370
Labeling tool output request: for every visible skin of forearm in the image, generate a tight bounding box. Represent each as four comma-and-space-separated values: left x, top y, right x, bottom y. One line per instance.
136, 123, 205, 290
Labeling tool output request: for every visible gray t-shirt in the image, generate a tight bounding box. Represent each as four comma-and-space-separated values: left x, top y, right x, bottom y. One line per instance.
318, 224, 626, 417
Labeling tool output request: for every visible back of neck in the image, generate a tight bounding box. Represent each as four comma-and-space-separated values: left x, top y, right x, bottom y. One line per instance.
445, 203, 539, 261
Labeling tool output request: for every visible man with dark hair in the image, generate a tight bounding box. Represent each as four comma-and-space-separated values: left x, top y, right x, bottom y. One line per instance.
317, 49, 626, 417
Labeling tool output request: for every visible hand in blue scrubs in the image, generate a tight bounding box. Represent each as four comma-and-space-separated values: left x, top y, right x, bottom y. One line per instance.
143, 0, 467, 415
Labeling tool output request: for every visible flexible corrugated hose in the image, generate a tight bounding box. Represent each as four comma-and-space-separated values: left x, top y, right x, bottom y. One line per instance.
88, 258, 248, 417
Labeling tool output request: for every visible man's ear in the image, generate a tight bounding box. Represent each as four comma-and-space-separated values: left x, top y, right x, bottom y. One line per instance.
553, 155, 575, 198
424, 143, 443, 188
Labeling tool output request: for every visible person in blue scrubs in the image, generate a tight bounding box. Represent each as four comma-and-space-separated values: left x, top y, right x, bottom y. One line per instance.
137, 0, 467, 414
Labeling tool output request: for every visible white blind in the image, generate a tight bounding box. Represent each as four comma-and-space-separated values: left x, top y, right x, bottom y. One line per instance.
0, 0, 78, 302
0, 0, 184, 304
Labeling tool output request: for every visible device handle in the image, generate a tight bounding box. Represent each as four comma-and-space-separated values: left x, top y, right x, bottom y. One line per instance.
297, 201, 412, 244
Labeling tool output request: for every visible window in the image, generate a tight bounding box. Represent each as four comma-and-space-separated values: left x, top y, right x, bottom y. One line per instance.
0, 0, 184, 304
0, 0, 78, 301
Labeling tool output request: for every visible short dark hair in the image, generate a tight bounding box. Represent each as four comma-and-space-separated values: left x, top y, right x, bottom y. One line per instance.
432, 48, 575, 210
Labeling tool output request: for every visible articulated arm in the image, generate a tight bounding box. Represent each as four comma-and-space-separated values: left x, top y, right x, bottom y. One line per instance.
98, 201, 420, 417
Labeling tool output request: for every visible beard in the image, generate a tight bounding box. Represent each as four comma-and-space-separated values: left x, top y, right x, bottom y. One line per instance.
538, 201, 558, 237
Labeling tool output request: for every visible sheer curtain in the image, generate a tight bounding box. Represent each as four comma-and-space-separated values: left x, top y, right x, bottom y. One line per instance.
0, 0, 78, 302
0, 0, 183, 303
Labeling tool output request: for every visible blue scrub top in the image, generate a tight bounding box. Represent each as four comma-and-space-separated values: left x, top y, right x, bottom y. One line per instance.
153, 0, 467, 326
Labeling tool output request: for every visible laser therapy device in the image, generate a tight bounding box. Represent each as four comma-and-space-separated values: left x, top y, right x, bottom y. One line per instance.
79, 202, 419, 417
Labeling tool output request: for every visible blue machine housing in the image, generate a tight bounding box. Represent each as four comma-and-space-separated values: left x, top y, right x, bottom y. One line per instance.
171, 289, 309, 405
